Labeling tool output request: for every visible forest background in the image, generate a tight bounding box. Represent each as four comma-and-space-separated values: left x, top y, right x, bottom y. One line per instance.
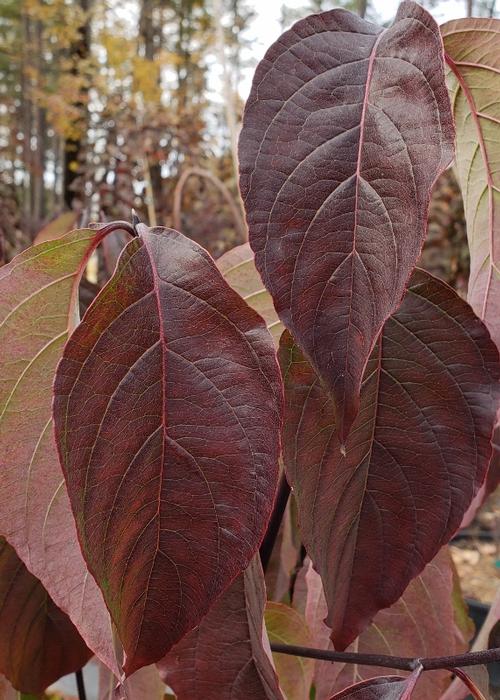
1, 0, 499, 272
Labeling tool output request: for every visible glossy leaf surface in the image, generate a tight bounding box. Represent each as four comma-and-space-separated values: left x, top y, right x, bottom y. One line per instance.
265, 602, 314, 700
443, 19, 500, 350
329, 669, 422, 700
159, 557, 284, 700
217, 243, 283, 345
280, 269, 499, 650
0, 537, 91, 695
0, 231, 117, 672
53, 225, 283, 675
294, 549, 471, 700
240, 0, 454, 442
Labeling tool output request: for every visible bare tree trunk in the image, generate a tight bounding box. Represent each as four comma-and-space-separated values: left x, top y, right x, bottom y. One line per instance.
139, 0, 162, 209
63, 0, 91, 209
214, 0, 240, 185
467, 0, 474, 16
358, 0, 368, 18
21, 12, 33, 231
32, 20, 45, 230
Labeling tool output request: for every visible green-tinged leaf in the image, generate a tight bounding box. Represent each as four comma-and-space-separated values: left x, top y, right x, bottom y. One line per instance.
265, 602, 314, 700
0, 537, 91, 695
0, 231, 117, 674
33, 212, 79, 245
217, 242, 283, 345
443, 19, 500, 350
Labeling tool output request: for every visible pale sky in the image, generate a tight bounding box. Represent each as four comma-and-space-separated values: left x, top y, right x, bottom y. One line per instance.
237, 0, 467, 97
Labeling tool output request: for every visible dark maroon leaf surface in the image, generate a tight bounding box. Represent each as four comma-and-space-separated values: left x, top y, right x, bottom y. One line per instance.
53, 225, 283, 675
158, 557, 284, 700
0, 537, 91, 694
239, 0, 454, 443
279, 269, 499, 650
329, 669, 422, 700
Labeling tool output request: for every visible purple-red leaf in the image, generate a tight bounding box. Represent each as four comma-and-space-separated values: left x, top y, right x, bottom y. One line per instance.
239, 0, 454, 443
53, 225, 283, 675
329, 669, 422, 700
0, 230, 117, 674
294, 549, 471, 700
0, 537, 91, 695
158, 557, 284, 700
279, 269, 499, 650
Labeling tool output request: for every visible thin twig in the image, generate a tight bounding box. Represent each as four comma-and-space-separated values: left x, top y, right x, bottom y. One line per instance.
75, 669, 87, 700
270, 643, 500, 672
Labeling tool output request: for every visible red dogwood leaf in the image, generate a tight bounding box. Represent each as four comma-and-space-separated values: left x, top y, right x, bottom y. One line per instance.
279, 269, 499, 650
53, 225, 283, 675
442, 19, 500, 352
158, 557, 284, 699
329, 668, 422, 700
294, 548, 471, 700
0, 230, 118, 674
239, 0, 454, 443
0, 537, 91, 695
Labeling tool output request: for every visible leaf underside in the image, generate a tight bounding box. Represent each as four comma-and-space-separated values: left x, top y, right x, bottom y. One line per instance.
265, 602, 315, 700
0, 537, 91, 695
53, 225, 283, 675
443, 18, 500, 351
0, 231, 117, 673
239, 0, 454, 443
217, 242, 283, 346
279, 268, 499, 650
159, 557, 284, 700
328, 670, 422, 700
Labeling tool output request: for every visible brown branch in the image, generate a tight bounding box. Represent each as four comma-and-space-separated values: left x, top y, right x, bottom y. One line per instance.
172, 167, 246, 241
270, 643, 500, 672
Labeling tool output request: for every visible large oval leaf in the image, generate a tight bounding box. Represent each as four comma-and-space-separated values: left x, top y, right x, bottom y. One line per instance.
279, 269, 499, 650
53, 225, 283, 675
442, 19, 500, 351
159, 557, 284, 700
0, 231, 117, 673
239, 0, 454, 443
0, 537, 91, 694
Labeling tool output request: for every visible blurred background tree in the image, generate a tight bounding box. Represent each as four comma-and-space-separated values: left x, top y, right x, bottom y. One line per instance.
0, 0, 496, 284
